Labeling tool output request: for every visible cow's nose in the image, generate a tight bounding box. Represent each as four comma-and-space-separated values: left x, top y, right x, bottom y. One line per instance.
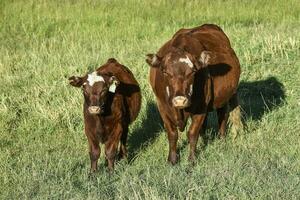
88, 106, 101, 114
172, 96, 189, 108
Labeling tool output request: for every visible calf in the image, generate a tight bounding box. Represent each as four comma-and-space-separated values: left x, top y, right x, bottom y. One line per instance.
68, 58, 141, 171
146, 24, 243, 164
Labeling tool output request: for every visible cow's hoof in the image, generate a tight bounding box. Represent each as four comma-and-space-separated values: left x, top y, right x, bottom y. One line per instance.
168, 153, 178, 165
117, 153, 127, 161
88, 170, 97, 179
219, 134, 226, 139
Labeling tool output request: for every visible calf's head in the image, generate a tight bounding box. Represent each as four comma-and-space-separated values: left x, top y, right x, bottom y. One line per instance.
68, 71, 119, 114
146, 50, 211, 109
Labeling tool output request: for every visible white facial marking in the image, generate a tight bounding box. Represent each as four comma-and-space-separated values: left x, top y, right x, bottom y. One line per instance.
166, 86, 170, 97
87, 72, 105, 86
179, 56, 193, 68
189, 84, 193, 96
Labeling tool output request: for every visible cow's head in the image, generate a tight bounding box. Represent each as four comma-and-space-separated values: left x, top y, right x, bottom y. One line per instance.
146, 50, 211, 109
68, 71, 119, 114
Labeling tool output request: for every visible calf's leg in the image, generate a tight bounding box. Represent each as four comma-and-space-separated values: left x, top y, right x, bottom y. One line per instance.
105, 123, 123, 171
118, 125, 128, 160
87, 138, 100, 173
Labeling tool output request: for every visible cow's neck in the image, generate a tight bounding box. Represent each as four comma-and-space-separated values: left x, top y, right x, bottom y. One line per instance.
172, 107, 186, 131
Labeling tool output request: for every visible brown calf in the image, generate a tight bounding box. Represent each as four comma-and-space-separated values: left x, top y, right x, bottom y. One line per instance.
69, 58, 141, 171
146, 24, 243, 164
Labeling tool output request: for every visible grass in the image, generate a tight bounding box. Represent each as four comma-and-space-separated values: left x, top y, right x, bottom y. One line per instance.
1, 0, 300, 199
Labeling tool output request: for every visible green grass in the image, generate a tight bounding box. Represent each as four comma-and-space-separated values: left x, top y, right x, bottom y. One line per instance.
1, 0, 300, 199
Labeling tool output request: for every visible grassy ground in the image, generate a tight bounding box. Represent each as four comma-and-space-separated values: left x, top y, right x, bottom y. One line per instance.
1, 0, 300, 199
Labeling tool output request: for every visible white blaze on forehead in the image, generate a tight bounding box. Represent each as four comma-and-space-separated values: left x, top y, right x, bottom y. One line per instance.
166, 86, 170, 97
87, 72, 105, 86
179, 56, 194, 68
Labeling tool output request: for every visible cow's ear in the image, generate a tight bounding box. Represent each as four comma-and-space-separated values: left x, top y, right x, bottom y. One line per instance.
108, 76, 119, 93
68, 76, 85, 87
198, 51, 213, 68
146, 54, 161, 68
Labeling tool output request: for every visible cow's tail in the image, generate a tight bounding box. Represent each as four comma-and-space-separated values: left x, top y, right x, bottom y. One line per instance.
228, 93, 245, 139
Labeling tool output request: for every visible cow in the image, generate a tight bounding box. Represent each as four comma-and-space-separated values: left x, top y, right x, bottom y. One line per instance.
68, 58, 141, 171
146, 24, 243, 164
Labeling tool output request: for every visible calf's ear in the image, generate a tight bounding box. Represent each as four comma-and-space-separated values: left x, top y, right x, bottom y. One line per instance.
108, 76, 119, 85
108, 76, 119, 93
145, 54, 161, 68
68, 76, 85, 87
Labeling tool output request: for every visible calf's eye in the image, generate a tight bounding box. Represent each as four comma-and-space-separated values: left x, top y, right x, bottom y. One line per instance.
100, 90, 107, 96
83, 90, 88, 95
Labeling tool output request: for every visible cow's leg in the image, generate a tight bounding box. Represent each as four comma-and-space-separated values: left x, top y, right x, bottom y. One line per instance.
229, 93, 239, 110
188, 114, 207, 163
156, 101, 179, 164
105, 123, 122, 171
164, 125, 179, 165
200, 115, 208, 137
217, 104, 229, 138
164, 121, 179, 165
87, 138, 100, 173
118, 125, 128, 160
199, 115, 208, 146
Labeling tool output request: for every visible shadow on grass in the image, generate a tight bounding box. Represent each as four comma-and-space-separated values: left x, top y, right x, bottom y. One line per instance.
201, 76, 285, 144
127, 77, 285, 158
238, 76, 285, 121
128, 101, 163, 161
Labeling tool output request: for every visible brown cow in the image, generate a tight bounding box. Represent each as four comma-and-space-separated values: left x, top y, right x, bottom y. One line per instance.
68, 58, 141, 171
146, 24, 243, 164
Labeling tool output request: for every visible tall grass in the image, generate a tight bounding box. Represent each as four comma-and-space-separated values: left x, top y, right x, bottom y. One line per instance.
1, 0, 300, 199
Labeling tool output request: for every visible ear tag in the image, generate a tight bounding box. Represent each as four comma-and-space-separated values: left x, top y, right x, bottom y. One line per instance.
109, 81, 117, 93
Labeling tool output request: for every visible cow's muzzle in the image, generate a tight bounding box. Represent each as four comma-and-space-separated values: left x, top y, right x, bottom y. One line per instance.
88, 106, 101, 114
172, 96, 189, 109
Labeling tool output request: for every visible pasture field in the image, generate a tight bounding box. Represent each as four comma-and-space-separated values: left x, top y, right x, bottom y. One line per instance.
0, 0, 300, 199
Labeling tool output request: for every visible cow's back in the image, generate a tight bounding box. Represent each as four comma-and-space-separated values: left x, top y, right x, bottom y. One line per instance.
191, 24, 241, 107
97, 60, 141, 122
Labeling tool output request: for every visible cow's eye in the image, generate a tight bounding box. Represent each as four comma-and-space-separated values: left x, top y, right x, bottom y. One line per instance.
163, 71, 172, 77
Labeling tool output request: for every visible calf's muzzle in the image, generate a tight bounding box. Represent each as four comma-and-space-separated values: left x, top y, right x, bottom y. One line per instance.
88, 106, 101, 114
